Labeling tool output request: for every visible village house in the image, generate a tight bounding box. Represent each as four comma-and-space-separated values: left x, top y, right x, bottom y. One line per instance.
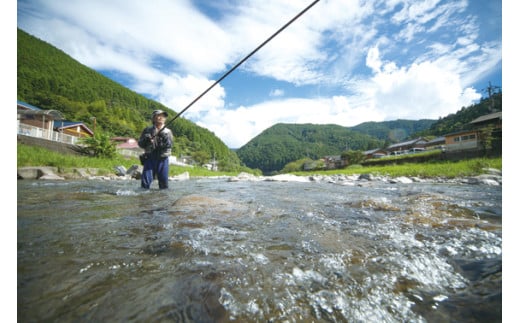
423, 136, 446, 150
444, 111, 501, 153
469, 111, 502, 129
386, 137, 428, 155
17, 100, 94, 144
363, 148, 387, 159
53, 120, 94, 142
111, 137, 141, 158
444, 130, 478, 151
322, 155, 346, 169
18, 100, 62, 138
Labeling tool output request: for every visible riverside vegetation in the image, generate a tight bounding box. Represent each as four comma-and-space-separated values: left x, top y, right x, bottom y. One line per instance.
17, 142, 501, 180
17, 143, 256, 178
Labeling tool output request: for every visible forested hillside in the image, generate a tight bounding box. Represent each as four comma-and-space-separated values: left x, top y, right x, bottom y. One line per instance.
350, 119, 436, 142
415, 93, 502, 137
17, 28, 244, 171
237, 123, 385, 174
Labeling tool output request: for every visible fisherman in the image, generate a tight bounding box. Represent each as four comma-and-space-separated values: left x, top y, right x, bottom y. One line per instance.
138, 110, 173, 189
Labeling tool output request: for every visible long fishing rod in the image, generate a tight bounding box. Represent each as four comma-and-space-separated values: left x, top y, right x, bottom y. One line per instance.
158, 0, 321, 133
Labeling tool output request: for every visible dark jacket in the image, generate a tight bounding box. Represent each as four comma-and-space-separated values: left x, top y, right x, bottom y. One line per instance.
138, 126, 173, 159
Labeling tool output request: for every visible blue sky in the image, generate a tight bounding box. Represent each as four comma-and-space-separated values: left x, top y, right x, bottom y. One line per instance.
16, 0, 503, 148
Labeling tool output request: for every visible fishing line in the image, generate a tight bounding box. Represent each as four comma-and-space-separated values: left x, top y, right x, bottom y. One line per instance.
158, 0, 321, 133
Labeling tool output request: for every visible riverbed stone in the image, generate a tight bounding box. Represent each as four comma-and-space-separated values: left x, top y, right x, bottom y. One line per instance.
17, 166, 60, 180
38, 173, 65, 180
389, 176, 413, 184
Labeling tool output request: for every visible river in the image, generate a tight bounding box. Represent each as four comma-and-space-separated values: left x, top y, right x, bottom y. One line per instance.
17, 177, 502, 322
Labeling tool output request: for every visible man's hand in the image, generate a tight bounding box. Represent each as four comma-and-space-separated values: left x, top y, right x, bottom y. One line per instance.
144, 133, 154, 143
157, 132, 171, 148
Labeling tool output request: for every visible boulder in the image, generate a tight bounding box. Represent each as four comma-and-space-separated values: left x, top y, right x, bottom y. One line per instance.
17, 166, 60, 180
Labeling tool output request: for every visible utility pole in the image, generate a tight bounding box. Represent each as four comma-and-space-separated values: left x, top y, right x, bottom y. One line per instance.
212, 152, 216, 171
90, 116, 97, 133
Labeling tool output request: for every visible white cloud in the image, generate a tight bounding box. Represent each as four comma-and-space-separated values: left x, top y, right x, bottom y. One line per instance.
156, 74, 226, 118
269, 89, 285, 97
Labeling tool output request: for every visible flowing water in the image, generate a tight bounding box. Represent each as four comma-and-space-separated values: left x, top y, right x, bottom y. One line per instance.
17, 177, 502, 322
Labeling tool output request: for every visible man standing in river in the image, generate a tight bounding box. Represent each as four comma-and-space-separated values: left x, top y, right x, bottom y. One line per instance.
138, 110, 173, 189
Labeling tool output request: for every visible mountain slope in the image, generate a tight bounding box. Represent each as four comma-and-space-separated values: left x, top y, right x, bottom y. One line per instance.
17, 28, 243, 171
350, 119, 436, 141
237, 123, 385, 174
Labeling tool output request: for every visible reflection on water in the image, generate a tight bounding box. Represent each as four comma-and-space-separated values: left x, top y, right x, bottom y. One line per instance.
18, 178, 501, 322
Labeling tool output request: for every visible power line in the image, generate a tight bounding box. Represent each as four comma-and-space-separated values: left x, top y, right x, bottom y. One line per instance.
159, 0, 321, 133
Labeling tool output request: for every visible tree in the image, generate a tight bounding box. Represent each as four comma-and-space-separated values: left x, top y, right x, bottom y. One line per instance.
340, 150, 365, 166
478, 125, 495, 155
79, 132, 117, 158
191, 150, 211, 166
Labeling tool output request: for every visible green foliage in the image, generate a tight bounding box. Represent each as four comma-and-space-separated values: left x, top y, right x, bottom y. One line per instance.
291, 157, 501, 179
478, 125, 495, 154
17, 28, 242, 171
191, 150, 211, 166
340, 150, 365, 165
281, 158, 314, 173
17, 143, 250, 177
17, 142, 135, 172
413, 93, 502, 137
467, 158, 498, 173
237, 123, 385, 174
362, 149, 441, 166
79, 132, 117, 158
350, 119, 436, 142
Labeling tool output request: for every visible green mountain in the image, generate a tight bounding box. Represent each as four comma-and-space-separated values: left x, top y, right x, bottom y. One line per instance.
17, 28, 244, 171
236, 123, 385, 174
350, 119, 436, 142
416, 93, 502, 137
237, 93, 502, 174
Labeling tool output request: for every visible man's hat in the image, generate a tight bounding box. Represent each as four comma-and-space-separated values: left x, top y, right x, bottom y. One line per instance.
152, 110, 168, 118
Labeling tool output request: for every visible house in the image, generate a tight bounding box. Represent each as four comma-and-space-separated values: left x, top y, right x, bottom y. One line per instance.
444, 111, 502, 153
386, 137, 428, 154
363, 148, 387, 159
323, 155, 346, 169
469, 111, 502, 129
18, 100, 94, 144
424, 136, 446, 150
17, 100, 64, 139
444, 130, 479, 151
54, 121, 94, 138
111, 137, 141, 157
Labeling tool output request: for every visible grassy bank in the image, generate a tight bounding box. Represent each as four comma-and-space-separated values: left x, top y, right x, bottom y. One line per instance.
17, 143, 241, 177
292, 157, 502, 178
18, 143, 501, 179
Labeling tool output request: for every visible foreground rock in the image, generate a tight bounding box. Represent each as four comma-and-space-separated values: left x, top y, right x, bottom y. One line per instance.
17, 166, 138, 180
17, 167, 65, 180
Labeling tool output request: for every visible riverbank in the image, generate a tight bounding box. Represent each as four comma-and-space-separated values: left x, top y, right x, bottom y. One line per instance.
18, 142, 501, 180
17, 165, 502, 187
